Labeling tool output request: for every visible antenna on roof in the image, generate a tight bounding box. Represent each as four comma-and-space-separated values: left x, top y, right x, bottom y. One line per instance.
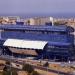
49, 17, 54, 26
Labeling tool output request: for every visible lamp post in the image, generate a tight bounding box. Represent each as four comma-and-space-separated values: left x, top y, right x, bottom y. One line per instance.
10, 52, 13, 75
68, 60, 72, 74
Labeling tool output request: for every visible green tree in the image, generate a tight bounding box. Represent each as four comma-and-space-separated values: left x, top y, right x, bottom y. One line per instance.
31, 71, 39, 75
11, 68, 18, 75
0, 72, 3, 75
2, 71, 10, 75
22, 64, 34, 73
43, 62, 49, 67
5, 61, 10, 65
3, 68, 18, 75
3, 66, 7, 71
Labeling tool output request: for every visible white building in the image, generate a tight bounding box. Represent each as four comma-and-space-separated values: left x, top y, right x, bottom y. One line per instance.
25, 17, 50, 25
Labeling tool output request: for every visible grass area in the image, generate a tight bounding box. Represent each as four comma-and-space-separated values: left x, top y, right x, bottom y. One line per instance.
35, 69, 58, 75
49, 64, 75, 73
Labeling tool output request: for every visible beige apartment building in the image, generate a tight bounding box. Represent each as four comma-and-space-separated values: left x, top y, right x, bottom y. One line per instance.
25, 17, 51, 25
0, 16, 20, 25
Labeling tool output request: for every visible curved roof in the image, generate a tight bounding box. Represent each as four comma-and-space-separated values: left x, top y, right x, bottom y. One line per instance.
3, 39, 48, 50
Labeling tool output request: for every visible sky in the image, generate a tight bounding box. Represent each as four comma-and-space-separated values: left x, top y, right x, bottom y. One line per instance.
0, 0, 75, 15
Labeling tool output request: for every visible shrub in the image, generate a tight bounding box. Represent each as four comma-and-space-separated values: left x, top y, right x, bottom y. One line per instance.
31, 71, 39, 75
22, 64, 34, 73
5, 61, 10, 65
3, 66, 9, 71
43, 62, 49, 67
2, 71, 10, 75
3, 68, 18, 75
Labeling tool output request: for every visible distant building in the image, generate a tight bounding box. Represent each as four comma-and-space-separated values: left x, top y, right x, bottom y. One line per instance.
25, 17, 50, 25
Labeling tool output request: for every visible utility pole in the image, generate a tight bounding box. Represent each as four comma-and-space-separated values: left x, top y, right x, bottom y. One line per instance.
10, 52, 13, 75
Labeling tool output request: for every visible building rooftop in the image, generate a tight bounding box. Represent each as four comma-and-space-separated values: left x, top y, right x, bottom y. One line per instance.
3, 39, 47, 50
0, 25, 68, 32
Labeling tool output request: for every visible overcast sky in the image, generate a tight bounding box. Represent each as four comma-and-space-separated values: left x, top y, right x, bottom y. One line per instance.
0, 0, 75, 15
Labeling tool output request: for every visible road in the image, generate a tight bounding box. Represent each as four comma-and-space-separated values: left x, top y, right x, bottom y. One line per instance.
0, 55, 70, 75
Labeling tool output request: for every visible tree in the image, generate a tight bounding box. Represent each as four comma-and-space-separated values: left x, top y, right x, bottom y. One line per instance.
2, 71, 10, 75
43, 62, 49, 67
3, 61, 10, 72
11, 68, 18, 75
3, 66, 8, 71
22, 64, 34, 73
31, 71, 39, 75
3, 68, 18, 75
5, 61, 10, 65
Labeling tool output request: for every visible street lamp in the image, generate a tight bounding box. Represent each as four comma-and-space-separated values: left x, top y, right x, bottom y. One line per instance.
10, 52, 13, 75
68, 60, 71, 74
